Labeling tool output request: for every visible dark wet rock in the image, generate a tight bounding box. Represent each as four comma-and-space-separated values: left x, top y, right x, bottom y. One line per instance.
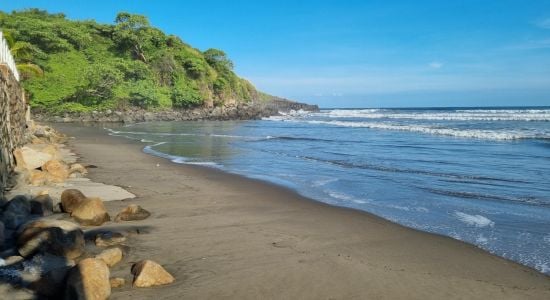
17, 219, 85, 259
30, 194, 54, 216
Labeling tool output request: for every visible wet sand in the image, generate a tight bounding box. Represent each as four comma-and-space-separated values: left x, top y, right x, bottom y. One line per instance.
56, 123, 550, 299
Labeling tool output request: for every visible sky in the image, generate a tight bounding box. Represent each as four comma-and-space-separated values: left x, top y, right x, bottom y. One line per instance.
2, 0, 550, 108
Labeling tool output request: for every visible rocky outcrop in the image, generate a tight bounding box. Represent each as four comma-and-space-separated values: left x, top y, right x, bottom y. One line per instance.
131, 260, 175, 288
33, 98, 320, 124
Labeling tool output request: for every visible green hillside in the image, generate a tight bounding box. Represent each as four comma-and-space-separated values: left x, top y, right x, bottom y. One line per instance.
0, 9, 262, 113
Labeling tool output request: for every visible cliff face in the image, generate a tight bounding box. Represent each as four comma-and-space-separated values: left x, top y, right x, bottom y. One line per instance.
0, 66, 27, 199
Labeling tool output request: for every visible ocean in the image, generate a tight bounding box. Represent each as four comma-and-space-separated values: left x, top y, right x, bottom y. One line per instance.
107, 107, 550, 274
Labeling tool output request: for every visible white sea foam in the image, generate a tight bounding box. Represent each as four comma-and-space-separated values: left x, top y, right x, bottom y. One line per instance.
454, 212, 495, 228
316, 109, 550, 121
302, 120, 544, 140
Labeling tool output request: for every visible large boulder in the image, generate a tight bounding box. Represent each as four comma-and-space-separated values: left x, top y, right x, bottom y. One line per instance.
65, 258, 111, 300
95, 231, 126, 247
1, 195, 32, 229
60, 189, 86, 213
71, 198, 110, 226
30, 194, 54, 216
25, 253, 75, 298
13, 147, 53, 171
131, 260, 175, 288
42, 160, 69, 183
17, 219, 85, 259
95, 247, 123, 267
115, 204, 151, 222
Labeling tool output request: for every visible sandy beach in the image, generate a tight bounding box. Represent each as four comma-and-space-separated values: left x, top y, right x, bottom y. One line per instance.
54, 123, 550, 300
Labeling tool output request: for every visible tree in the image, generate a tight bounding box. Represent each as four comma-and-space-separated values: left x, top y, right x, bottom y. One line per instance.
203, 48, 234, 70
113, 12, 152, 62
3, 31, 45, 79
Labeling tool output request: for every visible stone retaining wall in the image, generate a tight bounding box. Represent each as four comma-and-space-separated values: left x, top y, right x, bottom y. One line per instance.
0, 66, 26, 199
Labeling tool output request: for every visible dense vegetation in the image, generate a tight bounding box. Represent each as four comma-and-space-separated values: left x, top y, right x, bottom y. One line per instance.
0, 9, 262, 113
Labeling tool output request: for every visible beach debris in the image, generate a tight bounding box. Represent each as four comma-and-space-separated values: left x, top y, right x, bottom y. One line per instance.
95, 231, 126, 247
60, 189, 87, 213
65, 258, 111, 300
71, 197, 110, 226
42, 159, 69, 183
17, 219, 85, 259
131, 260, 175, 288
30, 194, 53, 216
115, 204, 151, 222
110, 277, 126, 288
95, 247, 123, 267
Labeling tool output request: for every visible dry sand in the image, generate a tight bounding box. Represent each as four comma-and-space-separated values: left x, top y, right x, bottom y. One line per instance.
56, 123, 550, 300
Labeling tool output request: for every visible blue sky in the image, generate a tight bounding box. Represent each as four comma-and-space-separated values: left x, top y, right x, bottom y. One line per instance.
2, 0, 550, 107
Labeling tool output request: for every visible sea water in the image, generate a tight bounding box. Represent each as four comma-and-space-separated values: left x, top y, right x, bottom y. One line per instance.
106, 107, 550, 274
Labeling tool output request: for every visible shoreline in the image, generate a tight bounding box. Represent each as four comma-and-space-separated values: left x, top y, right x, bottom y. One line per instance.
54, 123, 550, 299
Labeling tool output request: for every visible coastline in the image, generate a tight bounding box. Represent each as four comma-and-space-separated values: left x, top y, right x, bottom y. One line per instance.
55, 123, 550, 299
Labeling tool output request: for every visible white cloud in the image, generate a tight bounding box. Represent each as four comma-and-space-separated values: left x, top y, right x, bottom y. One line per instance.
535, 18, 550, 29
429, 61, 443, 69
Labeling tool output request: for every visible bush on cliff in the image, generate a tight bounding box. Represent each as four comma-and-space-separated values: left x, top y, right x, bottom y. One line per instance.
0, 9, 260, 113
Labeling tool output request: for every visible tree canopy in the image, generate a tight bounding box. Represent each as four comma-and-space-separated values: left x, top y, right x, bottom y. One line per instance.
0, 9, 259, 113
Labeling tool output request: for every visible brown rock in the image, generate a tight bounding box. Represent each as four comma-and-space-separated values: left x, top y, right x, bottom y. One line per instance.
131, 260, 175, 288
69, 163, 88, 175
115, 204, 151, 222
95, 247, 123, 267
60, 189, 86, 213
95, 231, 126, 247
30, 194, 53, 216
17, 219, 85, 259
42, 160, 69, 183
110, 277, 126, 288
13, 147, 53, 171
3, 255, 24, 266
28, 170, 48, 186
71, 198, 110, 226
65, 258, 111, 300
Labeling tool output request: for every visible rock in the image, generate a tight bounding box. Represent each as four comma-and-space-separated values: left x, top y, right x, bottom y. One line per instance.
1, 195, 31, 229
4, 195, 31, 215
13, 147, 53, 171
71, 198, 110, 226
95, 247, 123, 267
115, 204, 151, 222
0, 221, 4, 248
110, 277, 125, 288
95, 232, 126, 247
69, 163, 88, 175
65, 258, 111, 300
42, 160, 69, 183
131, 260, 175, 288
25, 253, 75, 297
3, 255, 24, 266
1, 211, 30, 229
60, 189, 87, 213
28, 170, 48, 186
30, 194, 53, 216
17, 219, 85, 259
